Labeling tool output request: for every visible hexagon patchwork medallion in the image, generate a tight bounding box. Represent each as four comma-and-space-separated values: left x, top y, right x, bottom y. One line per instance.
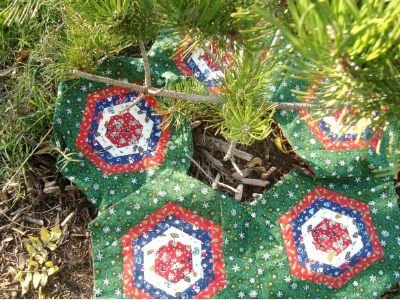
297, 79, 381, 150
279, 186, 383, 288
122, 202, 226, 298
75, 85, 170, 174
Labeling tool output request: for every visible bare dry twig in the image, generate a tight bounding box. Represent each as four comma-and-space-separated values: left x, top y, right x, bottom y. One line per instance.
185, 154, 239, 193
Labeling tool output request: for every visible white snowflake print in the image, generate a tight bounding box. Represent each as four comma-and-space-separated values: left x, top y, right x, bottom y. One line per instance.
249, 290, 258, 298
94, 287, 102, 296
262, 252, 271, 260
387, 201, 394, 208
381, 230, 389, 237
200, 187, 208, 195
232, 264, 240, 272
96, 250, 104, 261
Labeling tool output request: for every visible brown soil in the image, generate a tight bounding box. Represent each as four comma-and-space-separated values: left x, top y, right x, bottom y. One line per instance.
0, 122, 399, 299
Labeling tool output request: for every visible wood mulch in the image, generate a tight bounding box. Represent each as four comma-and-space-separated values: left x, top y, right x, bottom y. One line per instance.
0, 120, 399, 299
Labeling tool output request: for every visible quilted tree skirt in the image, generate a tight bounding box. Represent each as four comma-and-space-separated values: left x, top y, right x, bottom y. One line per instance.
53, 35, 400, 299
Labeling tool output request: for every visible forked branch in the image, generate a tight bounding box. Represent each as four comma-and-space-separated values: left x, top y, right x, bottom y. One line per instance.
69, 70, 325, 110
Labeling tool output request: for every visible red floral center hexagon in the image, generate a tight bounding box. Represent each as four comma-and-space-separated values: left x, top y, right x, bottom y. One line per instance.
297, 79, 381, 150
155, 241, 193, 283
122, 202, 226, 298
105, 113, 143, 148
75, 84, 170, 174
311, 219, 351, 255
279, 186, 383, 289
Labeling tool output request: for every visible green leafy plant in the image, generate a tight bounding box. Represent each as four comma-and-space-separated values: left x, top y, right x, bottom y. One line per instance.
13, 226, 61, 296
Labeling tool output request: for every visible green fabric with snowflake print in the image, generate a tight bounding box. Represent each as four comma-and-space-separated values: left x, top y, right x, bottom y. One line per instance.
245, 170, 400, 299
90, 172, 259, 299
54, 37, 193, 212
54, 32, 400, 300
90, 168, 400, 299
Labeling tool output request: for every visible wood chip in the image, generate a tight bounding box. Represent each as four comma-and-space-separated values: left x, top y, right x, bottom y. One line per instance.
22, 216, 44, 226
261, 166, 278, 180
230, 157, 243, 177
193, 133, 253, 161
263, 140, 270, 160
211, 173, 221, 190
239, 178, 270, 187
0, 207, 10, 217
57, 224, 69, 246
235, 184, 244, 201
0, 281, 11, 288
196, 147, 233, 182
197, 147, 224, 169
231, 168, 254, 180
223, 140, 236, 161
245, 157, 263, 168
11, 228, 26, 235
185, 154, 239, 193
12, 208, 23, 221
190, 120, 202, 129
61, 211, 75, 228
71, 233, 87, 238
43, 181, 77, 194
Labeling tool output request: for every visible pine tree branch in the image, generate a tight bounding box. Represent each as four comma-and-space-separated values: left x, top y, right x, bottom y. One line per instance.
69, 69, 325, 109
138, 40, 152, 91
70, 70, 219, 103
